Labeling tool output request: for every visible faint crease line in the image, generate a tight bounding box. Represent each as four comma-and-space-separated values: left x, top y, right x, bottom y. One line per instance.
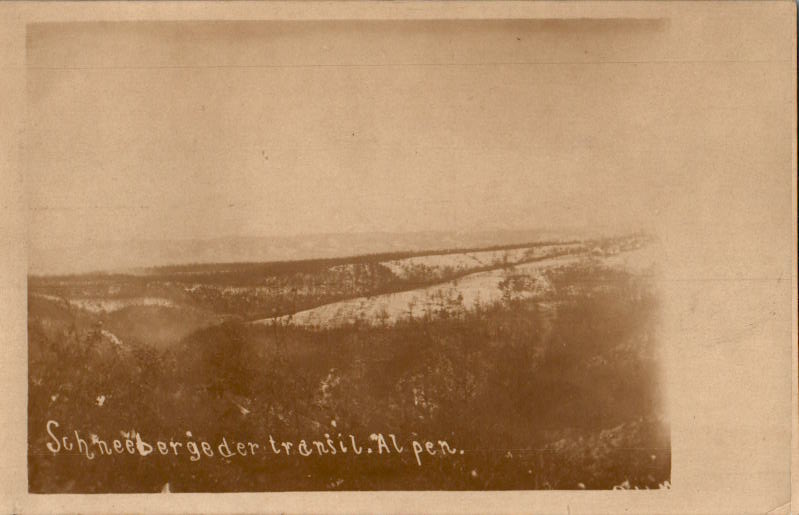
766, 502, 791, 515
660, 277, 786, 282
29, 205, 151, 210
28, 202, 233, 211
20, 59, 791, 71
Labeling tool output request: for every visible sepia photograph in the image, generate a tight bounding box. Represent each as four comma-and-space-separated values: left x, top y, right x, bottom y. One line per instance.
26, 19, 670, 493
1, 1, 794, 512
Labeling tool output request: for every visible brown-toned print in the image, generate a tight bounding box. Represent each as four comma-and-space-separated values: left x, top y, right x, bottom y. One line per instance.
26, 20, 670, 492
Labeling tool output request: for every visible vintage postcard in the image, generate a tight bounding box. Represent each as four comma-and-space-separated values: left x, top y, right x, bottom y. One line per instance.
0, 1, 795, 513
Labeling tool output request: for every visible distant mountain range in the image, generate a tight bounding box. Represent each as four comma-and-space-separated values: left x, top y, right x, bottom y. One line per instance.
28, 227, 618, 276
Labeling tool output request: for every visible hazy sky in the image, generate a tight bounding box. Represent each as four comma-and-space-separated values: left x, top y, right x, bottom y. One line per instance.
25, 19, 706, 251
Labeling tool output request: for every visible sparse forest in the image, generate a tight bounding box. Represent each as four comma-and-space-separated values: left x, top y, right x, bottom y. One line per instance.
28, 236, 669, 492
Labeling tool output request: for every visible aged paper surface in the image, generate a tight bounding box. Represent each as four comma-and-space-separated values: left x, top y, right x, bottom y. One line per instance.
0, 1, 796, 513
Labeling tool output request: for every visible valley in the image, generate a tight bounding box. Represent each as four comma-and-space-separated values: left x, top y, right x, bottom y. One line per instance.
27, 232, 668, 492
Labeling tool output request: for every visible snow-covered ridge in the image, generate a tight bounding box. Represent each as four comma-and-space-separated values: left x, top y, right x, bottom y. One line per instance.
253, 254, 584, 329
381, 243, 583, 280
67, 297, 175, 314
